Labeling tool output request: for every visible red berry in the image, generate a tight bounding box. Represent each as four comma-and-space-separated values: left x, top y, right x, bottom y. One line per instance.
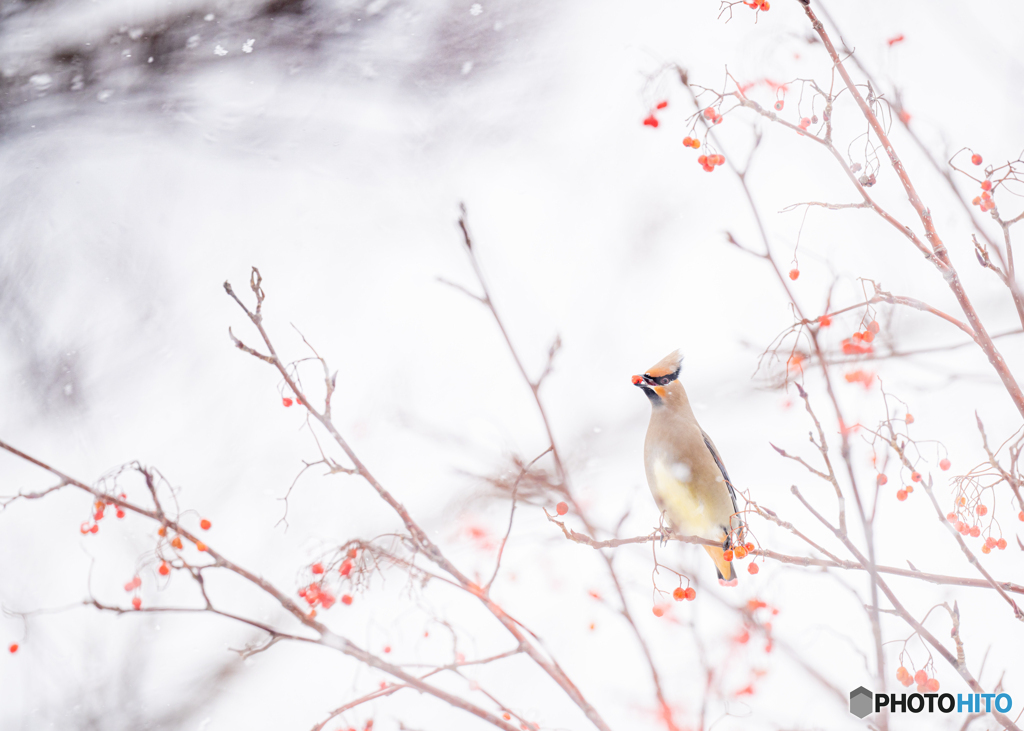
555, 502, 569, 516
171, 536, 183, 549
158, 561, 170, 576
877, 474, 888, 485
342, 594, 353, 605
982, 544, 992, 554
8, 643, 17, 653
682, 136, 693, 147
973, 196, 982, 206
981, 180, 992, 191
132, 597, 142, 610
90, 524, 99, 534
896, 489, 908, 501
652, 604, 667, 617
867, 320, 880, 334
703, 108, 716, 119
976, 505, 988, 516
997, 538, 1008, 550
723, 549, 734, 562
656, 101, 668, 110
896, 666, 908, 680
734, 546, 748, 559
348, 548, 358, 559
789, 269, 800, 280
115, 509, 125, 519
969, 526, 981, 538
200, 518, 212, 530
748, 562, 759, 574
939, 458, 951, 471
684, 587, 696, 601
971, 154, 983, 165
673, 587, 685, 601
818, 315, 831, 327
282, 398, 293, 407
697, 154, 708, 165
926, 678, 940, 692
800, 117, 810, 128
158, 526, 167, 537
946, 512, 956, 523
643, 115, 659, 128
914, 670, 927, 685
691, 139, 700, 149
911, 472, 921, 482
196, 541, 208, 552
312, 562, 324, 574
744, 542, 754, 552
1019, 511, 1024, 522
774, 100, 784, 111
340, 560, 353, 576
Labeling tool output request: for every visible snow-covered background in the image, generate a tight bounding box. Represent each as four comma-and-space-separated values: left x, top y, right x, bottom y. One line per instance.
2, 0, 1023, 728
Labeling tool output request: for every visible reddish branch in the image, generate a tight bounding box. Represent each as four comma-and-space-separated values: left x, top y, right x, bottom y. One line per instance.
799, 2, 1024, 419
0, 442, 521, 731
223, 269, 612, 731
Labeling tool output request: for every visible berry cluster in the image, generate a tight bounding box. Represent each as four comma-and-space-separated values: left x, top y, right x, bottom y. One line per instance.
697, 153, 726, 172
703, 106, 724, 126
896, 667, 939, 692
744, 0, 770, 11
642, 100, 669, 128
945, 502, 1006, 551
841, 321, 879, 355
682, 136, 702, 149
297, 547, 361, 614
972, 178, 997, 213
79, 494, 127, 534
124, 575, 143, 610
844, 369, 875, 389
672, 586, 697, 601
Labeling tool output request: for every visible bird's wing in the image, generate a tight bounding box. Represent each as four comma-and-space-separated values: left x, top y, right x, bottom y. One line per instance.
701, 429, 741, 535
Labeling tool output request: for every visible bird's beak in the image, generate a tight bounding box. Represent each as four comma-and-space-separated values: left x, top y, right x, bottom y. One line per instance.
631, 375, 644, 386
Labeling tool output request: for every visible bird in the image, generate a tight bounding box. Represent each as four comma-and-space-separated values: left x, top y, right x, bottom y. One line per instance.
632, 349, 741, 585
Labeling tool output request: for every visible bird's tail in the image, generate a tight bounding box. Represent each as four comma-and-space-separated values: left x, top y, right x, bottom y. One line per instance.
703, 544, 738, 586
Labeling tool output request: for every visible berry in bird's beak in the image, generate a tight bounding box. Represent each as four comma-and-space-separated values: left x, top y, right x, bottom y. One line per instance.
631, 375, 644, 386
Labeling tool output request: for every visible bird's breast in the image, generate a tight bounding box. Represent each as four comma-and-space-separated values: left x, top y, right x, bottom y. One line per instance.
648, 455, 717, 539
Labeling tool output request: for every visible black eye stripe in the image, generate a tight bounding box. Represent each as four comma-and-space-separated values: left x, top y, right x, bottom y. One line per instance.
644, 368, 680, 386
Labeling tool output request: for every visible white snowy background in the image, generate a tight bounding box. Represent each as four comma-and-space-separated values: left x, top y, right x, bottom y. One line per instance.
1, 0, 1023, 729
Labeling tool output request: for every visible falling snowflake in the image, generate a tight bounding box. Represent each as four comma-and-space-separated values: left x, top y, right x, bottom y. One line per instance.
461, 61, 474, 75
214, 45, 228, 56
242, 39, 255, 53
470, 3, 483, 15
204, 13, 215, 21
186, 35, 200, 49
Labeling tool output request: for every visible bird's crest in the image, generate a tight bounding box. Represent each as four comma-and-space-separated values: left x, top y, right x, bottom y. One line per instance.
644, 349, 683, 383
